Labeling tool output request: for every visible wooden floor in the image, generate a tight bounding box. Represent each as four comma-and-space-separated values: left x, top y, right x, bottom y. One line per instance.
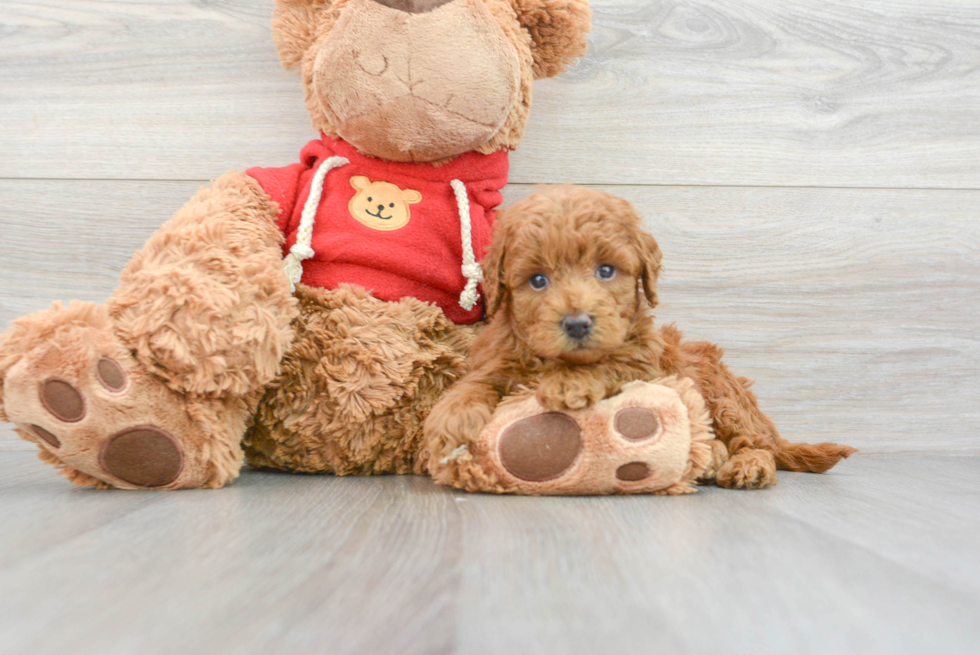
1, 0, 979, 653
1, 450, 978, 655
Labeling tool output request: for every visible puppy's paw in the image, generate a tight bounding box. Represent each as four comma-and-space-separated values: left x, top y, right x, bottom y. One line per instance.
425, 401, 493, 464
535, 375, 606, 411
715, 448, 777, 490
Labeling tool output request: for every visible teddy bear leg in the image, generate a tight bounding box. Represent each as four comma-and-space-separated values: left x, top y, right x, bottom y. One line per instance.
0, 172, 297, 489
244, 284, 473, 476
429, 377, 717, 495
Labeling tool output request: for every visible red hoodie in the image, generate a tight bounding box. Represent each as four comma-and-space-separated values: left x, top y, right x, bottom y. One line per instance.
247, 136, 509, 324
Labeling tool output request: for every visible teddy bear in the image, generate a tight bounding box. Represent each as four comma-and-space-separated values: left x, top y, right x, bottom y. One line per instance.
0, 0, 592, 489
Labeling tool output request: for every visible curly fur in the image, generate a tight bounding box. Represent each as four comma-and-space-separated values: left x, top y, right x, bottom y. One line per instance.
425, 186, 856, 490
245, 283, 475, 475
108, 171, 298, 397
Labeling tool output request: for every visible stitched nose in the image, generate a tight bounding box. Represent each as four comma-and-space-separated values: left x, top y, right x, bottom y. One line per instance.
378, 204, 385, 211
561, 313, 593, 340
370, 0, 454, 13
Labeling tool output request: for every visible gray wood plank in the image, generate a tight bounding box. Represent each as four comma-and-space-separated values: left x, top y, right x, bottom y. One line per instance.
0, 454, 459, 655
0, 451, 978, 655
1, 0, 979, 187
2, 180, 978, 453
449, 457, 980, 655
755, 454, 980, 597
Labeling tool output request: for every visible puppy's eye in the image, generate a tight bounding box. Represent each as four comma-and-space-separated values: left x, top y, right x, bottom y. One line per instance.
596, 264, 617, 281
528, 274, 549, 290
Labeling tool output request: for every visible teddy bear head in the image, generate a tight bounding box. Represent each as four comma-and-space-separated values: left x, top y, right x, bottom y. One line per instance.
348, 175, 422, 230
272, 0, 591, 163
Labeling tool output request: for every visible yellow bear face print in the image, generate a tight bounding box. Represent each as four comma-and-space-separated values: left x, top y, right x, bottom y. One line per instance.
348, 176, 422, 231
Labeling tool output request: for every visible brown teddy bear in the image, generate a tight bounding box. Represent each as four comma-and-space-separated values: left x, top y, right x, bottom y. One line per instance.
0, 0, 592, 489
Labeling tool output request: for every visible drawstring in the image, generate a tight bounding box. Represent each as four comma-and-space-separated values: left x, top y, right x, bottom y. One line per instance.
282, 160, 482, 312
452, 179, 482, 312
282, 156, 349, 291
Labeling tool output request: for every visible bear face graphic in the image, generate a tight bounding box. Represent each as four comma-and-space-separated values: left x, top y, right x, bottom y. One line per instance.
348, 175, 422, 231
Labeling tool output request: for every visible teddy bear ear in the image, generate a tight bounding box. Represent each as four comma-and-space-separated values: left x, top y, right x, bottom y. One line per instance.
403, 189, 423, 204
272, 0, 331, 72
350, 175, 371, 190
510, 0, 592, 79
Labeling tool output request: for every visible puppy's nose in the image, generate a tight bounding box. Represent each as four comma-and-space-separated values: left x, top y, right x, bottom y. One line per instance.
561, 313, 593, 340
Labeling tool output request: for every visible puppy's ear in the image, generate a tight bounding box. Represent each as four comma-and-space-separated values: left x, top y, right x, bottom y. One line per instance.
480, 213, 513, 318
272, 0, 331, 72
511, 0, 592, 79
636, 229, 663, 308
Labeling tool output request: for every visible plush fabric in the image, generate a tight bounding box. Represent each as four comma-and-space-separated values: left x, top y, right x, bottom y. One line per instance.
244, 283, 475, 475
274, 0, 590, 162
437, 377, 718, 495
311, 0, 521, 162
247, 136, 508, 324
107, 171, 297, 397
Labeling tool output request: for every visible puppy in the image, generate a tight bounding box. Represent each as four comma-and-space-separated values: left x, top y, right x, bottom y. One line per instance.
425, 186, 856, 490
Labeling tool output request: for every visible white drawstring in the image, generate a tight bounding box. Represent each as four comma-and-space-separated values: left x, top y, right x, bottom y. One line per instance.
282, 156, 349, 291
452, 179, 482, 312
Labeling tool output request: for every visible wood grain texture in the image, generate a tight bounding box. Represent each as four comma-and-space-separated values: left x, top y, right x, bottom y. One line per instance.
1, 0, 979, 186
1, 181, 977, 453
0, 450, 978, 655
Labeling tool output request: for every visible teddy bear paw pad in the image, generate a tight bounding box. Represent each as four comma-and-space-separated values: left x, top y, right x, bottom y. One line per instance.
29, 424, 61, 448
39, 379, 87, 422
614, 407, 661, 442
498, 412, 582, 482
615, 461, 651, 481
100, 427, 184, 488
2, 315, 201, 489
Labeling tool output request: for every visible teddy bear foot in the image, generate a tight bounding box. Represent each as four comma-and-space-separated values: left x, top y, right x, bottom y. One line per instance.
1, 302, 232, 489
446, 378, 718, 495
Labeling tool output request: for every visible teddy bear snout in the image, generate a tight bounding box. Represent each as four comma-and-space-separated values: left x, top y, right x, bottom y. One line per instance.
371, 0, 455, 14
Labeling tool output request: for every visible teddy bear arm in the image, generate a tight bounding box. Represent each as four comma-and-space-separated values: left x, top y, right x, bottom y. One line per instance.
106, 171, 299, 397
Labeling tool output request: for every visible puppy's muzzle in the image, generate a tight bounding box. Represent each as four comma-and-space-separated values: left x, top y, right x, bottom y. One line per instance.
561, 313, 594, 341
